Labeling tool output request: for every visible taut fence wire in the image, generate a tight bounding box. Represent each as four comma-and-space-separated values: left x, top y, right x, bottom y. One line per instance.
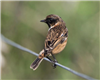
1, 34, 97, 80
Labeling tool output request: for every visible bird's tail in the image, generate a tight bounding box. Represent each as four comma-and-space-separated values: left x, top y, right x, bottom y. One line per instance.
30, 50, 45, 70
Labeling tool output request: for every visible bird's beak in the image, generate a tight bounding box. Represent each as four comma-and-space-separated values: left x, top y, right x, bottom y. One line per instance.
40, 19, 46, 22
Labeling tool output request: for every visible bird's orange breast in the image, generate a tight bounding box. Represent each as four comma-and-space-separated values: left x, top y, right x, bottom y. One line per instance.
52, 39, 67, 54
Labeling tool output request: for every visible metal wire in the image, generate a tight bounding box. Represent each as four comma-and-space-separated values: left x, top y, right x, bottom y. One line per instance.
1, 34, 97, 80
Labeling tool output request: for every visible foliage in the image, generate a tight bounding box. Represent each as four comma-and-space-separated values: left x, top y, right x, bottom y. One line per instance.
1, 1, 99, 80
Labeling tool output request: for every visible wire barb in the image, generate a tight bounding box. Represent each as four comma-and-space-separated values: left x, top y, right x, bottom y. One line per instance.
1, 34, 97, 80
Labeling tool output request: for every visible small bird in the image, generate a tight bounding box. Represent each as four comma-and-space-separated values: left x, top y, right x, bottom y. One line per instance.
30, 14, 68, 70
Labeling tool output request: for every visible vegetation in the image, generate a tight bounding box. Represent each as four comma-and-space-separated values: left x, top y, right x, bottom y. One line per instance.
1, 1, 99, 80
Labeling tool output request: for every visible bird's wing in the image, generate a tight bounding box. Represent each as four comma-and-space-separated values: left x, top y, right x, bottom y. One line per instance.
45, 27, 68, 52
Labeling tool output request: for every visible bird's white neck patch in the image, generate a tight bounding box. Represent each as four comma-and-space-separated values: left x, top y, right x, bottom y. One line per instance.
48, 22, 59, 31
48, 25, 54, 31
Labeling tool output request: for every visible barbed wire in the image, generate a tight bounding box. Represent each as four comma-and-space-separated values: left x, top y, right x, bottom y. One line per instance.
1, 34, 97, 80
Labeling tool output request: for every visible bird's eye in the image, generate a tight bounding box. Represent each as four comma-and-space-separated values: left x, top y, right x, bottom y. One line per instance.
46, 18, 56, 24
50, 18, 53, 21
48, 18, 54, 23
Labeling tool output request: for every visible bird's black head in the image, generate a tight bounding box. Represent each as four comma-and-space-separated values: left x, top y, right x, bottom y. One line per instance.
40, 14, 61, 28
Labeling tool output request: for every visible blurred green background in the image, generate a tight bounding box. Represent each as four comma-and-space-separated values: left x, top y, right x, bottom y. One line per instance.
1, 1, 99, 80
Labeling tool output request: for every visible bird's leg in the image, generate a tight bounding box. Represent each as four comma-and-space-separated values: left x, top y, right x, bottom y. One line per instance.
51, 52, 58, 68
46, 56, 53, 62
46, 56, 57, 68
51, 52, 58, 62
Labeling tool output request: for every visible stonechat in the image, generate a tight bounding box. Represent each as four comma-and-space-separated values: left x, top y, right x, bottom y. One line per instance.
30, 14, 68, 70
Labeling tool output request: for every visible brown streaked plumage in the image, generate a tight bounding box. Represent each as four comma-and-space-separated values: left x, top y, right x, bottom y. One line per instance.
30, 14, 68, 70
